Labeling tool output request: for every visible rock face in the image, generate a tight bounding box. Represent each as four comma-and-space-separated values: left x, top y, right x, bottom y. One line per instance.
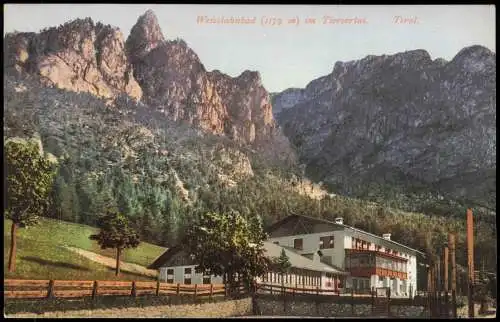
4, 10, 279, 146
125, 11, 276, 144
273, 46, 496, 209
4, 18, 143, 101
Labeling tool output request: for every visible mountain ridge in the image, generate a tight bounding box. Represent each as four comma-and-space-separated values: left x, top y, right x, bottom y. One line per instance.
4, 11, 281, 146
272, 44, 496, 214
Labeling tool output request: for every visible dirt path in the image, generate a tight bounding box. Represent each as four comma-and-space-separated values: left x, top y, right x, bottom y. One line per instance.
64, 246, 158, 278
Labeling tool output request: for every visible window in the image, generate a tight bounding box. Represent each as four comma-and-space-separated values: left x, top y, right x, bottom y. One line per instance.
294, 238, 303, 250
166, 268, 174, 284
320, 235, 334, 249
379, 276, 384, 282
184, 267, 192, 285
203, 269, 211, 284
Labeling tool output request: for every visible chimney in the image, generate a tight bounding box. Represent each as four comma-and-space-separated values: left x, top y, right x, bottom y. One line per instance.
383, 233, 391, 240
335, 217, 344, 225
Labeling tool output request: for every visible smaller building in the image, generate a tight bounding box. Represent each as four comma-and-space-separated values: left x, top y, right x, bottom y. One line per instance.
148, 241, 347, 289
259, 241, 347, 291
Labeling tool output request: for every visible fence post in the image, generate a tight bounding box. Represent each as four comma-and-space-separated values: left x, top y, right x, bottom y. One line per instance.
209, 283, 213, 301
92, 281, 98, 299
270, 283, 273, 295
156, 280, 160, 296
47, 280, 55, 299
131, 281, 137, 297
315, 286, 320, 315
387, 287, 391, 317
194, 284, 198, 302
176, 283, 180, 304
351, 288, 355, 316
371, 288, 374, 315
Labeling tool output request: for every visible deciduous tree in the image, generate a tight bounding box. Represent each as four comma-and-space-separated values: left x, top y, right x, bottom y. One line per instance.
89, 209, 140, 276
5, 137, 57, 272
182, 210, 270, 295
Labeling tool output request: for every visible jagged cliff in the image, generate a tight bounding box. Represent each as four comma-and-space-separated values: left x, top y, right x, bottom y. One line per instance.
4, 10, 279, 145
4, 18, 143, 101
272, 46, 496, 211
124, 10, 276, 144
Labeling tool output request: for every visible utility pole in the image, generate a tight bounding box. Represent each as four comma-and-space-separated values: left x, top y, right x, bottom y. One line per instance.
427, 260, 433, 317
449, 233, 457, 318
467, 209, 475, 318
444, 246, 449, 317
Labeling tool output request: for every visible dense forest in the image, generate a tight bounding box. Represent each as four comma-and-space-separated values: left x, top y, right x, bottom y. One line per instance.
3, 74, 497, 291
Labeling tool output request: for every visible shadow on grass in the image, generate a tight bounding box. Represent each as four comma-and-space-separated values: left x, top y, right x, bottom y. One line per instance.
21, 256, 91, 271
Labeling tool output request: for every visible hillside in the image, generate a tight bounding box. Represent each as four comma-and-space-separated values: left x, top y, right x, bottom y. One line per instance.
272, 46, 496, 217
3, 217, 165, 281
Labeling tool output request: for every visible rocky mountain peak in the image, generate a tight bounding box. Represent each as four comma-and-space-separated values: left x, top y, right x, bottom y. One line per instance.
125, 9, 165, 64
449, 45, 496, 73
4, 17, 143, 101
237, 70, 262, 84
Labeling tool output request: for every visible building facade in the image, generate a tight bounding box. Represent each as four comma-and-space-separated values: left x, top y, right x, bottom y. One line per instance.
266, 215, 423, 298
148, 214, 423, 298
148, 241, 347, 289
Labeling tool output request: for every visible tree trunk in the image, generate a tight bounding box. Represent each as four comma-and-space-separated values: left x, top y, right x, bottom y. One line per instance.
8, 222, 18, 272
115, 247, 121, 276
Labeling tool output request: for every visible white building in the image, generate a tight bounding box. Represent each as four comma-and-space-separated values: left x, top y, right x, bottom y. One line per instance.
148, 214, 424, 298
148, 240, 347, 289
266, 214, 425, 298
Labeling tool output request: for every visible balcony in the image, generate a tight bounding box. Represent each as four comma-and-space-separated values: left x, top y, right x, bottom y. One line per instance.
346, 248, 408, 262
375, 268, 407, 280
345, 249, 408, 280
347, 267, 408, 280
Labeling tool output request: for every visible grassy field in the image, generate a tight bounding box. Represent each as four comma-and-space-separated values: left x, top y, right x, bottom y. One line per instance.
4, 217, 166, 281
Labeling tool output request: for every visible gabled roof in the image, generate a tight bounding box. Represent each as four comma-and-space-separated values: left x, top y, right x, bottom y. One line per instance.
148, 245, 182, 269
267, 213, 425, 256
263, 241, 347, 275
148, 240, 347, 275
265, 213, 339, 234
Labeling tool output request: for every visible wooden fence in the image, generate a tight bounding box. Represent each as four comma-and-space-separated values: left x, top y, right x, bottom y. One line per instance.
255, 283, 456, 317
255, 283, 385, 298
4, 279, 246, 300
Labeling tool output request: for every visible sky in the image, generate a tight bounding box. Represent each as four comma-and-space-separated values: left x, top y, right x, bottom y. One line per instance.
4, 4, 496, 93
